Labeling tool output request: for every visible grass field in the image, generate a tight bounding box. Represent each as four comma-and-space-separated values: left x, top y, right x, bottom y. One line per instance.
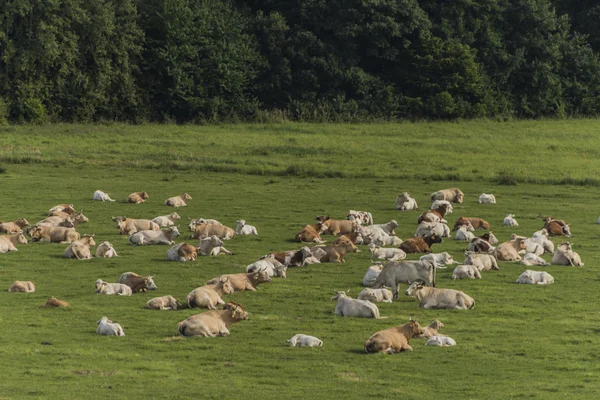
1, 121, 600, 399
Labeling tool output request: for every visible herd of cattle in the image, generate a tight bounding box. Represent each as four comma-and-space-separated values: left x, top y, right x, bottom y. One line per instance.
1, 187, 584, 353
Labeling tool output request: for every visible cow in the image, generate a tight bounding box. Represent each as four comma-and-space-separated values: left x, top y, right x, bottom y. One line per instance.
454, 217, 490, 231
430, 188, 464, 203
396, 192, 418, 211
28, 226, 80, 243
188, 217, 221, 231
39, 297, 70, 308
494, 236, 527, 261
332, 231, 365, 245
371, 233, 403, 247
529, 229, 555, 253
295, 224, 325, 243
357, 287, 393, 303
520, 253, 550, 266
503, 214, 519, 226
455, 225, 475, 241
551, 242, 584, 266
37, 215, 75, 228
246, 256, 288, 278
431, 200, 453, 214
467, 237, 495, 253
166, 242, 197, 261
235, 219, 258, 235
118, 272, 157, 293
308, 241, 358, 263
364, 320, 425, 354
287, 334, 323, 347
146, 295, 181, 310
368, 243, 406, 262
425, 336, 457, 347
419, 252, 458, 268
463, 251, 499, 271
331, 291, 380, 318
95, 241, 118, 258
269, 249, 305, 267
415, 221, 450, 238
0, 233, 28, 253
198, 235, 232, 256
516, 270, 554, 285
177, 301, 248, 337
164, 193, 192, 207
128, 191, 149, 204
192, 222, 235, 240
372, 260, 437, 299
94, 279, 132, 296
319, 218, 358, 236
206, 270, 272, 292
362, 263, 384, 287
8, 281, 35, 292
405, 281, 475, 310
418, 204, 450, 224
301, 247, 327, 266
0, 218, 30, 234
96, 316, 125, 336
63, 234, 95, 259
478, 193, 496, 204
452, 264, 482, 280
347, 210, 374, 225
399, 234, 442, 254
152, 212, 181, 227
186, 278, 234, 309
516, 237, 544, 256
48, 204, 75, 215
93, 190, 116, 202
415, 320, 445, 339
543, 217, 571, 237
129, 227, 180, 245
113, 217, 160, 236
366, 220, 399, 236
478, 232, 499, 245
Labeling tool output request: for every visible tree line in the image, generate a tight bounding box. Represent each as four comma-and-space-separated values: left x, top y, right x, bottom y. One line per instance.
1, 0, 599, 123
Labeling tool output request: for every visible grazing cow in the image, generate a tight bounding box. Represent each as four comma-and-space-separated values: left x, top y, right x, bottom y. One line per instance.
503, 214, 519, 226
235, 219, 258, 235
40, 297, 70, 308
113, 217, 160, 235
372, 260, 437, 299
48, 204, 75, 215
96, 316, 125, 336
0, 218, 30, 234
129, 227, 180, 245
362, 263, 384, 287
551, 242, 584, 266
347, 210, 373, 225
146, 295, 180, 310
494, 236, 527, 261
152, 212, 181, 227
516, 270, 554, 285
405, 281, 475, 310
94, 279, 132, 296
0, 233, 28, 253
246, 256, 288, 278
296, 224, 325, 243
543, 217, 571, 237
431, 200, 453, 214
418, 204, 450, 224
166, 242, 197, 261
430, 188, 464, 203
399, 234, 442, 254
192, 223, 236, 240
64, 234, 95, 259
357, 287, 393, 303
364, 320, 425, 354
198, 235, 232, 256
128, 191, 149, 204
463, 251, 499, 271
118, 272, 157, 293
520, 253, 550, 266
308, 241, 358, 263
368, 243, 406, 262
415, 221, 450, 238
478, 193, 496, 204
426, 336, 457, 347
95, 241, 118, 258
186, 278, 234, 309
452, 264, 482, 280
287, 334, 323, 347
29, 226, 80, 243
455, 225, 475, 241
454, 217, 490, 231
415, 320, 445, 339
165, 193, 192, 207
8, 281, 35, 292
177, 302, 248, 337
396, 192, 418, 211
319, 218, 358, 236
206, 270, 272, 292
331, 291, 380, 318
420, 252, 458, 268
93, 190, 116, 202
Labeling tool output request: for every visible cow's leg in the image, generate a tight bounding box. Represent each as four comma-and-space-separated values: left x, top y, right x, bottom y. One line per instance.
401, 344, 413, 352
219, 246, 232, 255
220, 327, 230, 336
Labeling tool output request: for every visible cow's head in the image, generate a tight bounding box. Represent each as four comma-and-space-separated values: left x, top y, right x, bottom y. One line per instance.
405, 281, 425, 297
73, 212, 89, 224
224, 302, 248, 320
82, 234, 96, 247
273, 264, 288, 279
330, 291, 347, 301
183, 193, 192, 201
94, 279, 106, 293
218, 277, 234, 295
97, 316, 111, 325
405, 320, 425, 338
28, 226, 42, 241
236, 219, 246, 226
209, 235, 223, 246
144, 276, 158, 290
17, 218, 30, 227
16, 234, 28, 245
141, 192, 149, 199
167, 226, 181, 238
252, 269, 272, 284
315, 215, 330, 223
455, 191, 464, 203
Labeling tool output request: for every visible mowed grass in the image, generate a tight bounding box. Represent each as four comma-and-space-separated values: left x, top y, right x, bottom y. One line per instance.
1, 121, 600, 399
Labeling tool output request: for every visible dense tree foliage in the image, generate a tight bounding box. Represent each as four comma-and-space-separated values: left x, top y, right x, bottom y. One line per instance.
0, 0, 598, 122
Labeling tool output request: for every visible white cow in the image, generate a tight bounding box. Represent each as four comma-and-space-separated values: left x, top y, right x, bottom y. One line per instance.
516, 270, 554, 285
452, 264, 482, 280
287, 334, 323, 347
235, 219, 258, 235
96, 316, 125, 336
478, 193, 496, 204
347, 210, 374, 225
529, 230, 554, 254
520, 253, 550, 266
368, 244, 406, 262
415, 221, 450, 238
357, 287, 393, 303
463, 251, 499, 271
93, 190, 116, 202
152, 213, 181, 227
395, 193, 418, 211
425, 336, 456, 346
198, 235, 232, 256
129, 227, 180, 245
362, 263, 384, 287
95, 241, 119, 258
455, 225, 475, 241
94, 279, 132, 296
420, 252, 459, 268
246, 255, 288, 278
551, 242, 584, 266
331, 291, 380, 318
503, 214, 519, 226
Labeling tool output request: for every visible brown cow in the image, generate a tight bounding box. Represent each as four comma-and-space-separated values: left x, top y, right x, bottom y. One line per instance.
118, 272, 157, 292
417, 204, 449, 224
128, 191, 149, 204
454, 217, 490, 231
165, 193, 192, 207
543, 217, 571, 237
0, 218, 30, 234
494, 236, 527, 261
399, 234, 442, 254
29, 226, 80, 243
364, 320, 425, 354
309, 241, 359, 263
177, 302, 248, 337
319, 218, 358, 236
48, 204, 75, 215
332, 231, 363, 245
296, 224, 325, 243
206, 270, 272, 292
40, 297, 70, 308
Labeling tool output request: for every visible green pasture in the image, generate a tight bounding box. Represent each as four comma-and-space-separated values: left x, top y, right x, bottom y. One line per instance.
1, 121, 600, 399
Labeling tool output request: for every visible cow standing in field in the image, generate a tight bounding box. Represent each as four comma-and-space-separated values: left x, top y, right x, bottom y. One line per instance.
372, 260, 436, 299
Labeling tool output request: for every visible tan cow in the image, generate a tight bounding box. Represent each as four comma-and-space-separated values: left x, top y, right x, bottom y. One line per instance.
206, 270, 272, 292
165, 193, 192, 207
146, 295, 180, 310
295, 224, 325, 243
430, 188, 464, 203
319, 218, 358, 236
177, 302, 248, 337
364, 320, 425, 354
0, 233, 28, 253
405, 281, 475, 309
153, 212, 181, 227
95, 241, 118, 258
40, 297, 70, 308
118, 272, 157, 292
48, 204, 75, 215
186, 278, 234, 309
166, 242, 198, 261
192, 223, 235, 240
0, 218, 30, 234
113, 217, 160, 235
454, 217, 490, 231
9, 281, 35, 292
494, 236, 527, 261
29, 226, 80, 243
415, 320, 445, 339
64, 234, 96, 259
310, 241, 359, 263
128, 191, 149, 204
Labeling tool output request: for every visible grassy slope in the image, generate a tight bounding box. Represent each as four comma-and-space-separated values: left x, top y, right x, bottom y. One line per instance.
1, 121, 600, 399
